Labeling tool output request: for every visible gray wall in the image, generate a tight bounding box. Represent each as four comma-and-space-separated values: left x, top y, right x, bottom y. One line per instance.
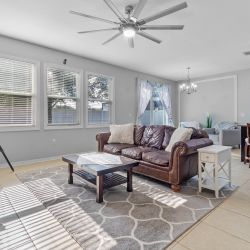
179, 76, 236, 127
237, 69, 250, 123
0, 35, 177, 163
179, 68, 250, 126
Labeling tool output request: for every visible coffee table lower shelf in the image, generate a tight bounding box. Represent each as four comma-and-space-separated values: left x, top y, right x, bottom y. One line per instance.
68, 167, 133, 203
73, 170, 127, 188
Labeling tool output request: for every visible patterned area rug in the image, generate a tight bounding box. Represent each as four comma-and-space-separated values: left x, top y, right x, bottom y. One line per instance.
14, 166, 235, 250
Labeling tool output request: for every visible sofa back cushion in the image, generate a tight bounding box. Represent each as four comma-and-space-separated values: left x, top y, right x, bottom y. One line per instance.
140, 125, 165, 149
162, 126, 176, 149
190, 128, 208, 139
134, 125, 145, 145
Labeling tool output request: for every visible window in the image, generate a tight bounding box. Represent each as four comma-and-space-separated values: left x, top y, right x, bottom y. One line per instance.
141, 86, 168, 125
45, 66, 81, 128
87, 73, 114, 127
0, 57, 37, 130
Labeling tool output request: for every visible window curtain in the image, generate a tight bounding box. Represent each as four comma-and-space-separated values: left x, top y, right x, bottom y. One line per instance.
136, 79, 152, 124
158, 84, 174, 126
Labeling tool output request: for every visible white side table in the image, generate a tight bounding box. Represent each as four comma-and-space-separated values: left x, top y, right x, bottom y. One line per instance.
197, 145, 232, 198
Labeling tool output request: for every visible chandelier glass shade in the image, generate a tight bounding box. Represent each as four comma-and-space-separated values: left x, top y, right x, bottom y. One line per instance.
180, 67, 197, 94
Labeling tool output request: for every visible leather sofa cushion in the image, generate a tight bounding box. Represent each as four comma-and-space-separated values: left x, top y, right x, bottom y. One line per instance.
104, 143, 134, 155
141, 125, 165, 149
134, 126, 145, 145
162, 126, 176, 149
121, 146, 156, 160
142, 150, 171, 167
191, 128, 209, 139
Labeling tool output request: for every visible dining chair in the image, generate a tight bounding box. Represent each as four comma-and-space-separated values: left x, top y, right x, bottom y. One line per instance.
244, 123, 250, 167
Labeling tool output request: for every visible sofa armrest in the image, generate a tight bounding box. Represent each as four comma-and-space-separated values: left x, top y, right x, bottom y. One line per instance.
202, 128, 216, 135
170, 138, 213, 159
168, 138, 213, 186
96, 132, 111, 152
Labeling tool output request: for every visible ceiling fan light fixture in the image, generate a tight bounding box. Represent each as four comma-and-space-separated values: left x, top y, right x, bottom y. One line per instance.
123, 27, 136, 38
130, 16, 137, 22
71, 1, 187, 47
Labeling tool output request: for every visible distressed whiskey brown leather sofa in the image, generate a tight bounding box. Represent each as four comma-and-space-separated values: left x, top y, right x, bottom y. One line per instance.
96, 125, 213, 191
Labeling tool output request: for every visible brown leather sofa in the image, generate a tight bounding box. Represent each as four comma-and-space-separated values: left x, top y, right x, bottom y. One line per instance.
96, 125, 213, 191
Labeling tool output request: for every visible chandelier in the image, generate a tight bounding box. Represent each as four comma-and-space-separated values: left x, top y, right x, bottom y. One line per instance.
180, 67, 197, 94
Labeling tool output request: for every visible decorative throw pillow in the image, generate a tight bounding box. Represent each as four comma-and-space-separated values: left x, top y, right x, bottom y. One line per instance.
165, 127, 193, 152
108, 123, 134, 144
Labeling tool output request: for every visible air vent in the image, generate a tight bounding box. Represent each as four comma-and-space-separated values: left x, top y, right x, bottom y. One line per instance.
243, 51, 250, 56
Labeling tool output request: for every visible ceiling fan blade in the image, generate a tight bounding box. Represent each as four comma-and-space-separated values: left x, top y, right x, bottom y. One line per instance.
132, 0, 147, 19
138, 2, 188, 25
140, 25, 184, 30
137, 31, 162, 44
103, 0, 127, 22
70, 10, 120, 25
102, 32, 122, 45
128, 37, 134, 48
78, 28, 119, 34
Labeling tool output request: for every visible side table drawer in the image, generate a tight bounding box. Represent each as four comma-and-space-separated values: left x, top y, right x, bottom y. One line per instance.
200, 153, 215, 163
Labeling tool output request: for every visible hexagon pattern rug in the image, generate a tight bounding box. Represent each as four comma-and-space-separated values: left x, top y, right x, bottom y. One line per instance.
5, 166, 236, 250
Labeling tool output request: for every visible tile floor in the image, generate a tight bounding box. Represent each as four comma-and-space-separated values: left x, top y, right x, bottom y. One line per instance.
167, 151, 250, 250
0, 152, 250, 250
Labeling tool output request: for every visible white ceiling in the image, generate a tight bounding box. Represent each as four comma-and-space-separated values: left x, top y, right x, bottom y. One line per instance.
0, 0, 250, 81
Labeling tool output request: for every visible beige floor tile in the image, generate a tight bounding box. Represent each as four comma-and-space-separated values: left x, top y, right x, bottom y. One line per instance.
176, 220, 203, 242
0, 171, 21, 187
0, 160, 65, 188
220, 190, 250, 218
15, 159, 66, 173
168, 243, 189, 250
232, 168, 250, 177
204, 207, 250, 242
239, 180, 250, 196
234, 188, 250, 201
231, 173, 250, 186
180, 222, 250, 250
166, 241, 177, 249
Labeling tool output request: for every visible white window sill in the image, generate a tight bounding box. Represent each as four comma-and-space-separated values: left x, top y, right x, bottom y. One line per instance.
44, 124, 84, 130
0, 126, 40, 132
86, 123, 111, 129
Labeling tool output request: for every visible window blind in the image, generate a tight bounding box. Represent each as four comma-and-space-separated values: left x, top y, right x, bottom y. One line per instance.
47, 68, 77, 98
0, 58, 34, 126
46, 68, 80, 125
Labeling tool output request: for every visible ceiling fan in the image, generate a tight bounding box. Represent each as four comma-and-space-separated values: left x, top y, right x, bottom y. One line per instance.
70, 0, 187, 48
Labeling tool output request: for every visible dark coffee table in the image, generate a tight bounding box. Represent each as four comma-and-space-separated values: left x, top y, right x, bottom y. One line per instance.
62, 152, 139, 203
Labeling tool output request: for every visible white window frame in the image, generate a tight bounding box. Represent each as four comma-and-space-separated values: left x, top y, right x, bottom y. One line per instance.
85, 72, 115, 128
0, 54, 40, 132
44, 63, 83, 130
